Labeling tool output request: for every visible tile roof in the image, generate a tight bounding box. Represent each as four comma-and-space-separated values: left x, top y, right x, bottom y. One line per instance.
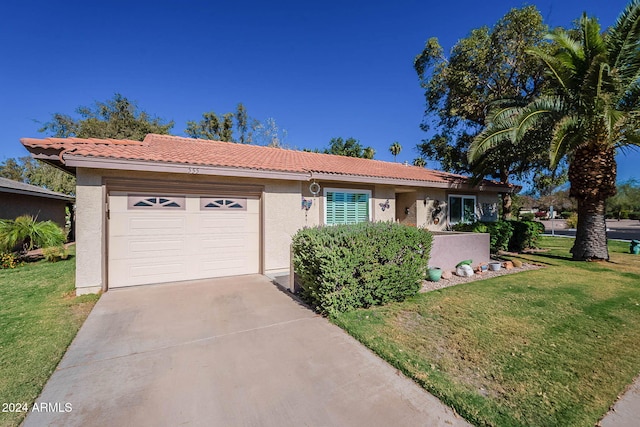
21, 134, 505, 188
0, 177, 74, 201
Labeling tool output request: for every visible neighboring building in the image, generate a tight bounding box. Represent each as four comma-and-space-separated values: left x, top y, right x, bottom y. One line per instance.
21, 134, 513, 295
0, 177, 74, 228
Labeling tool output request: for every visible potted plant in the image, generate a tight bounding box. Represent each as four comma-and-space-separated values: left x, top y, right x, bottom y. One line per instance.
428, 267, 443, 282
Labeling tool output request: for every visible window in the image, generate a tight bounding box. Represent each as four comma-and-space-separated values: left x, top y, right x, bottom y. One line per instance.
448, 195, 476, 224
128, 195, 185, 210
200, 197, 247, 211
324, 189, 371, 225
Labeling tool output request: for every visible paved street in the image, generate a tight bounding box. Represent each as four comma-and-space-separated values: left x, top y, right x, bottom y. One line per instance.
541, 219, 640, 241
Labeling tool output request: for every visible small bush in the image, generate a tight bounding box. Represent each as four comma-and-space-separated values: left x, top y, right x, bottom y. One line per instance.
292, 222, 432, 316
453, 220, 514, 253
41, 246, 70, 262
534, 211, 547, 219
1, 252, 21, 269
520, 213, 535, 221
566, 212, 578, 229
629, 212, 640, 220
561, 211, 574, 219
0, 216, 66, 253
508, 220, 543, 252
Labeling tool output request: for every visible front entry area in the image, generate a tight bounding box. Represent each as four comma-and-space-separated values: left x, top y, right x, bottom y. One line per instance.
107, 191, 260, 288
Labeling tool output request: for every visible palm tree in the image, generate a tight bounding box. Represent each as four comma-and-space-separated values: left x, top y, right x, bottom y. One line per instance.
413, 157, 427, 167
469, 2, 640, 261
363, 147, 376, 159
389, 142, 402, 162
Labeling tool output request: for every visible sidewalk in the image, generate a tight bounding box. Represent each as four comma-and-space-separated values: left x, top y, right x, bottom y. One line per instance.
599, 376, 640, 426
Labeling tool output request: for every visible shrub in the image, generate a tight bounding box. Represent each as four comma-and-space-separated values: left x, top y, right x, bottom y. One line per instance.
534, 211, 547, 219
453, 221, 513, 253
41, 246, 70, 262
292, 222, 432, 316
566, 212, 578, 229
1, 252, 21, 269
561, 211, 574, 219
508, 220, 543, 251
520, 213, 535, 221
629, 212, 640, 220
0, 215, 66, 253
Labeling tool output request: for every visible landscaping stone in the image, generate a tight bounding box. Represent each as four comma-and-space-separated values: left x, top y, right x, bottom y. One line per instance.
421, 262, 543, 293
504, 261, 514, 270
441, 270, 453, 280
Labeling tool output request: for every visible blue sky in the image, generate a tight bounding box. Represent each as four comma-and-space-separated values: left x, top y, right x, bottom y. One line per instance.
1, 0, 638, 184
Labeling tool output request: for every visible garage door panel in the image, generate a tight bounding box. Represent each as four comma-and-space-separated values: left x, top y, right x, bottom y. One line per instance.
108, 192, 260, 288
109, 257, 189, 287
110, 236, 186, 259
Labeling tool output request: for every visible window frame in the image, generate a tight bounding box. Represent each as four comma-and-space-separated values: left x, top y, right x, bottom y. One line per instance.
323, 188, 372, 225
448, 194, 477, 225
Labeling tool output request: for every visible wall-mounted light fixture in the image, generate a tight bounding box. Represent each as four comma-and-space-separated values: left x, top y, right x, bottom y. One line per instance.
424, 196, 430, 206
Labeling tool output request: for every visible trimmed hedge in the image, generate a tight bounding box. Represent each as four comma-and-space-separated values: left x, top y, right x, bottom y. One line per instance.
292, 222, 432, 316
453, 220, 543, 253
508, 220, 542, 252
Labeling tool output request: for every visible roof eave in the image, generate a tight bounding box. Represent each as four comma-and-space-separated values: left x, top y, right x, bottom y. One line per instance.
63, 155, 311, 181
0, 186, 75, 201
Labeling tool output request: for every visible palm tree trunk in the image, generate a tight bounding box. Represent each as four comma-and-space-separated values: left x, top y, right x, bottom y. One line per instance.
571, 196, 609, 260
568, 144, 616, 261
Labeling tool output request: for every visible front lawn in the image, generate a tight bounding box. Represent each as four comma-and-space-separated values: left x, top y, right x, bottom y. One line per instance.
0, 248, 99, 427
333, 237, 640, 427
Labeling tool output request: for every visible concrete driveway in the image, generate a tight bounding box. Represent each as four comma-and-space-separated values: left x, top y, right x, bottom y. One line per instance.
25, 275, 468, 427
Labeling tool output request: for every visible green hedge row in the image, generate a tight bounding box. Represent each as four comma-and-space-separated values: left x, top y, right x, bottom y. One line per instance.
292, 222, 432, 316
453, 220, 544, 253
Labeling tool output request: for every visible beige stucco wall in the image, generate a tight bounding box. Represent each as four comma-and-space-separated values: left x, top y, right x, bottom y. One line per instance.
75, 169, 105, 295
263, 181, 305, 275
73, 166, 503, 294
75, 168, 315, 292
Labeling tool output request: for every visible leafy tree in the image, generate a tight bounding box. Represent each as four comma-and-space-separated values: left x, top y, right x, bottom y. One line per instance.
413, 157, 427, 167
389, 141, 402, 161
323, 137, 374, 158
0, 158, 24, 181
362, 147, 375, 159
608, 179, 640, 219
235, 103, 250, 143
185, 111, 233, 141
414, 6, 552, 218
0, 157, 75, 195
39, 93, 174, 140
470, 3, 640, 260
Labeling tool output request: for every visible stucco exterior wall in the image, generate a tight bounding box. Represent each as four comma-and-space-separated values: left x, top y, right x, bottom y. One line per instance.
422, 189, 448, 230
263, 181, 305, 275
73, 166, 502, 294
0, 193, 68, 227
373, 185, 395, 222
75, 169, 105, 295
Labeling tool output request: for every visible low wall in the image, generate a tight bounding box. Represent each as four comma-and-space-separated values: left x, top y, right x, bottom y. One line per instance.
429, 232, 490, 271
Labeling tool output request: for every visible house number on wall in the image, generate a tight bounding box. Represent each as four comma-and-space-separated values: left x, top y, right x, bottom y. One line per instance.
188, 167, 200, 174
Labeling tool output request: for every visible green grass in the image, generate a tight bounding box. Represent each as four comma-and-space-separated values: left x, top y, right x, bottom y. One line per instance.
333, 237, 640, 427
0, 248, 99, 427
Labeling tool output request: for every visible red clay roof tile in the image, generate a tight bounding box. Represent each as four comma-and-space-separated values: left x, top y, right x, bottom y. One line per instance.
21, 134, 497, 186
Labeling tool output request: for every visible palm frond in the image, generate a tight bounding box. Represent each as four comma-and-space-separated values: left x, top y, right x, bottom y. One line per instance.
607, 0, 640, 75
468, 126, 516, 162
549, 115, 580, 167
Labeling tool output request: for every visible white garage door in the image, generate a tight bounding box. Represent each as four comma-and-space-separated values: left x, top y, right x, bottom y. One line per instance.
108, 191, 260, 288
